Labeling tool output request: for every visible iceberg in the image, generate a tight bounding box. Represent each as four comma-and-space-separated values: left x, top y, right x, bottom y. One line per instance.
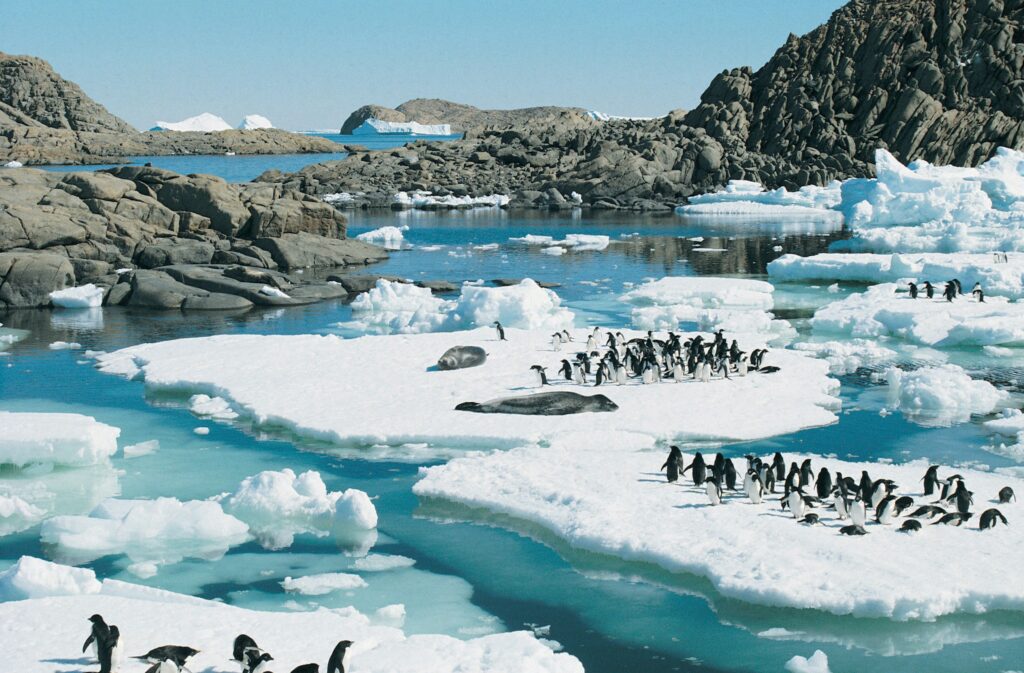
150, 112, 232, 132
677, 179, 842, 218
237, 114, 274, 130
0, 556, 101, 601
356, 225, 409, 250
880, 364, 1009, 427
351, 118, 453, 136
48, 284, 103, 308
414, 436, 1024, 620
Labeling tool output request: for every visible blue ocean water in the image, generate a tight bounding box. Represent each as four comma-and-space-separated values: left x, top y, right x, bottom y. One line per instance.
3, 156, 1023, 673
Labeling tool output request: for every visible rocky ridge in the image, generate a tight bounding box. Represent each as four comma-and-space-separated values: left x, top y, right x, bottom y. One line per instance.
340, 98, 597, 135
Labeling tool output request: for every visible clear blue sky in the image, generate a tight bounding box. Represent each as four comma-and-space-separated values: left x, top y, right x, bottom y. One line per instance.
3, 0, 847, 131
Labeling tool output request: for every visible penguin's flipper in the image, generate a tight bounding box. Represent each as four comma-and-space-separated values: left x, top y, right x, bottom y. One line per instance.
83, 635, 94, 653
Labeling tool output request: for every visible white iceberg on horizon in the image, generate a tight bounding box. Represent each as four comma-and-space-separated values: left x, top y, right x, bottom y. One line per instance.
150, 112, 232, 132
237, 114, 274, 130
351, 118, 452, 136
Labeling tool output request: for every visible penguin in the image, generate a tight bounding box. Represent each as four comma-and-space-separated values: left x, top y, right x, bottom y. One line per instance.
908, 282, 918, 299
953, 278, 963, 295
952, 481, 973, 514
243, 650, 274, 673
815, 468, 832, 500
999, 486, 1016, 504
724, 459, 738, 491
921, 465, 940, 497
133, 646, 200, 668
772, 453, 786, 481
144, 663, 180, 673
893, 495, 915, 516
529, 365, 548, 387
909, 505, 946, 520
661, 446, 684, 483
875, 495, 898, 525
291, 665, 320, 673
572, 361, 585, 385
83, 614, 110, 659
839, 524, 868, 536
857, 471, 873, 500
939, 474, 963, 502
593, 362, 606, 386
786, 489, 805, 520
899, 519, 922, 533
493, 321, 506, 341
799, 459, 813, 487
923, 281, 934, 299
933, 512, 972, 526
979, 508, 1008, 530
233, 635, 260, 665
615, 362, 628, 385
327, 640, 354, 673
800, 513, 821, 525
835, 495, 850, 520
551, 333, 562, 351
972, 283, 985, 302
744, 469, 764, 504
849, 499, 867, 527
763, 464, 777, 494
705, 475, 723, 506
98, 625, 122, 673
682, 452, 707, 486
672, 358, 685, 383
943, 281, 956, 302
784, 463, 800, 495
869, 479, 890, 509
559, 359, 573, 381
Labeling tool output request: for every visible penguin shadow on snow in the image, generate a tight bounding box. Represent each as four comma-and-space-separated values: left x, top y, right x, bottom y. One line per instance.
40, 657, 93, 665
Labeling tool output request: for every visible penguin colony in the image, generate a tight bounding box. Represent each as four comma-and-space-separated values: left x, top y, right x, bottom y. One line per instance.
528, 326, 777, 388
660, 448, 1014, 534
906, 278, 985, 303
80, 618, 352, 673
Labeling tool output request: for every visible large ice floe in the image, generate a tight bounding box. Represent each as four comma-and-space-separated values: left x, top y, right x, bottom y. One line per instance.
619, 277, 795, 343
810, 282, 1024, 347
878, 364, 1009, 427
351, 118, 454, 136
95, 326, 839, 449
415, 434, 1024, 620
346, 278, 575, 334
150, 112, 232, 132
0, 412, 119, 468
510, 234, 610, 253
676, 179, 842, 219
355, 225, 409, 250
769, 252, 1024, 299
0, 557, 581, 673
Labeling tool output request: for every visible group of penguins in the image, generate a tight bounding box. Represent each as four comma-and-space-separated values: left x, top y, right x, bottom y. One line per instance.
907, 278, 985, 303
82, 614, 351, 673
521, 326, 775, 388
659, 448, 1015, 534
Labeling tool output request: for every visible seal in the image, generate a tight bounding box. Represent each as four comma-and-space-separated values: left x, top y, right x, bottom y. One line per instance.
436, 346, 487, 371
455, 391, 618, 415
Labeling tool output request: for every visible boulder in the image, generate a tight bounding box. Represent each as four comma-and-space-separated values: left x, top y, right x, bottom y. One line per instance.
0, 251, 75, 307
134, 238, 216, 268
252, 233, 388, 270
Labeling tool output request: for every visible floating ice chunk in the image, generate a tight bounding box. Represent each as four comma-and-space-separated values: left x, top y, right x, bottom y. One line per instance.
3, 160, 23, 168
349, 280, 452, 334
224, 468, 377, 550
151, 112, 232, 132
48, 341, 81, 350
281, 572, 368, 595
237, 114, 273, 130
0, 556, 101, 601
193, 426, 210, 435
785, 650, 831, 673
356, 225, 409, 250
394, 191, 509, 209
0, 412, 119, 467
415, 439, 1024, 621
511, 234, 610, 251
678, 180, 842, 220
374, 603, 406, 625
882, 364, 1009, 426
352, 118, 452, 135
0, 495, 44, 533
473, 243, 500, 251
188, 394, 239, 420
790, 340, 898, 375
811, 283, 1024, 347
49, 284, 103, 308
259, 285, 290, 299
541, 246, 566, 256
41, 497, 251, 567
351, 554, 416, 572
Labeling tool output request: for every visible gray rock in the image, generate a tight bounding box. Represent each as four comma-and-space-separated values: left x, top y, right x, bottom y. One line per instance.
252, 233, 388, 270
181, 292, 254, 311
0, 251, 74, 307
135, 238, 215, 268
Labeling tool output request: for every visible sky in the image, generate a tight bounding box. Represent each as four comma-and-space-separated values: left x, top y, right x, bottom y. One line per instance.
3, 1, 847, 132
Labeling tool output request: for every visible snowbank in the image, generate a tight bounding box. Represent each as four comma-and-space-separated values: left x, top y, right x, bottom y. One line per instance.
677, 179, 842, 219
0, 556, 101, 601
95, 327, 839, 449
0, 412, 119, 467
224, 468, 377, 549
769, 252, 1024, 299
352, 118, 453, 136
394, 191, 509, 209
0, 559, 583, 673
48, 284, 103, 308
237, 114, 274, 130
510, 234, 611, 251
414, 438, 1024, 620
150, 112, 232, 132
811, 283, 1024, 347
881, 364, 1009, 427
40, 497, 251, 568
347, 279, 575, 335
356, 225, 409, 250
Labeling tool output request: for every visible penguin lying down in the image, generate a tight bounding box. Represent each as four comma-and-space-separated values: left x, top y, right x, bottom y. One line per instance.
456, 391, 619, 415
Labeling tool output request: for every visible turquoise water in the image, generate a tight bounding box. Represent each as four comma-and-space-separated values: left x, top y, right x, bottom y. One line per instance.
3, 158, 1024, 673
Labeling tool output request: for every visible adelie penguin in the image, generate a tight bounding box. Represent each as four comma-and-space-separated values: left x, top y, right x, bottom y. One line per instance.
933, 512, 972, 526
815, 468, 832, 500
705, 474, 724, 506
899, 519, 922, 533
98, 624, 122, 673
839, 524, 868, 536
875, 494, 898, 525
979, 508, 1008, 530
800, 513, 821, 525
530, 365, 548, 387
682, 452, 707, 486
133, 646, 200, 669
999, 486, 1016, 504
724, 458, 737, 491
327, 639, 354, 673
83, 614, 110, 660
744, 469, 764, 504
909, 505, 946, 520
921, 465, 940, 496
493, 321, 506, 341
660, 446, 684, 483
849, 499, 867, 527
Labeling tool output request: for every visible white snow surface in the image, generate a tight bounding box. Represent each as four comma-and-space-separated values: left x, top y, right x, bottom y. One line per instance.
237, 114, 274, 130
352, 118, 453, 136
881, 364, 1009, 427
347, 279, 575, 335
0, 412, 119, 467
811, 283, 1024, 347
95, 327, 840, 448
3, 160, 23, 168
414, 436, 1024, 620
150, 112, 232, 132
223, 468, 377, 550
49, 284, 103, 308
0, 558, 583, 673
356, 225, 409, 250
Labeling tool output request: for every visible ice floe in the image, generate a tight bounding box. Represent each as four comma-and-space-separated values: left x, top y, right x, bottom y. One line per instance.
223, 468, 377, 550
394, 190, 509, 209
237, 114, 274, 130
789, 339, 898, 375
150, 112, 232, 132
677, 179, 842, 219
879, 364, 1009, 427
48, 283, 103, 308
810, 283, 1024, 347
96, 327, 839, 448
510, 234, 611, 251
983, 409, 1024, 461
0, 462, 120, 537
188, 393, 238, 420
282, 572, 368, 595
0, 412, 119, 468
785, 650, 831, 673
0, 556, 101, 601
122, 439, 159, 458
0, 557, 582, 673
351, 118, 453, 136
356, 225, 410, 250
414, 435, 1024, 620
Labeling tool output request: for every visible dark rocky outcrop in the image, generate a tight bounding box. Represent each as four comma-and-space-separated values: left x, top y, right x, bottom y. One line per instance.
277, 0, 1024, 210
0, 167, 387, 309
340, 98, 597, 135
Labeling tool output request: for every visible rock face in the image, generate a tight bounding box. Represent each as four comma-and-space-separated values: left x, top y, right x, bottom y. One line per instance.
284, 0, 1024, 210
0, 52, 342, 165
340, 98, 597, 135
0, 167, 387, 309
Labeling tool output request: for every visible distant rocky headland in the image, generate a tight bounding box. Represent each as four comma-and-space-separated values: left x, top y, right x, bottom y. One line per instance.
0, 52, 339, 165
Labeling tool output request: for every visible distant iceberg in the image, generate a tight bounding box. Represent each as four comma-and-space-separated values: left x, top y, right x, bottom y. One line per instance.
237, 114, 274, 130
150, 112, 232, 132
351, 118, 452, 136
586, 110, 657, 122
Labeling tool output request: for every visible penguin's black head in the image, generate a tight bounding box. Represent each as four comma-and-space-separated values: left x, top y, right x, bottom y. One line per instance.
336, 640, 354, 650
88, 614, 105, 623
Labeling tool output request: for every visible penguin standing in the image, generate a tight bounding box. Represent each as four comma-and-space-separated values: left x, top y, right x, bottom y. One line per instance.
530, 365, 548, 387
875, 495, 898, 525
572, 361, 585, 385
835, 495, 850, 520
98, 625, 122, 673
908, 282, 918, 299
815, 468, 832, 500
706, 474, 723, 506
849, 499, 867, 527
999, 486, 1016, 504
551, 333, 562, 351
83, 614, 110, 660
661, 446, 684, 483
682, 452, 707, 486
786, 489, 805, 520
559, 359, 573, 381
922, 465, 940, 497
744, 469, 764, 504
493, 321, 507, 341
724, 459, 738, 491
923, 281, 934, 299
327, 640, 354, 673
772, 453, 786, 481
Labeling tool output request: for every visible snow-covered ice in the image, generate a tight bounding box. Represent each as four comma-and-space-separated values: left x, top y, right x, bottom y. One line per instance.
282, 572, 368, 594
3, 160, 24, 168
48, 284, 103, 308
394, 190, 509, 209
48, 341, 81, 350
677, 179, 842, 219
351, 118, 453, 136
789, 339, 898, 375
880, 364, 1009, 427
785, 650, 831, 673
811, 283, 1024, 347
237, 114, 274, 130
95, 327, 839, 449
510, 234, 611, 251
188, 393, 239, 420
356, 225, 409, 250
122, 439, 159, 458
414, 435, 1024, 620
259, 285, 290, 299
0, 556, 101, 601
0, 412, 119, 467
150, 112, 232, 132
